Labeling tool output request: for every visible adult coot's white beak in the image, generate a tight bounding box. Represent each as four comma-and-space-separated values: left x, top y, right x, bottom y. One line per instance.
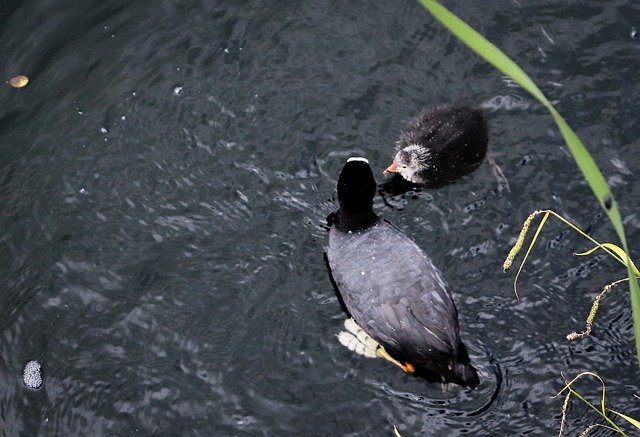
383, 160, 398, 175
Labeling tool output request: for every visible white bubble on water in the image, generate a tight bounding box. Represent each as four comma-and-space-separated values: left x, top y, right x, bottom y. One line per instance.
23, 360, 42, 389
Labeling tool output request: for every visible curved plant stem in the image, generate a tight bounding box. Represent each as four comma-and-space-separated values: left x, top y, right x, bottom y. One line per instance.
554, 372, 625, 435
512, 210, 549, 298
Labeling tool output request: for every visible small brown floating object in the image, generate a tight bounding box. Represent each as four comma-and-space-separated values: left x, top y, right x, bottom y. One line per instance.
9, 75, 29, 88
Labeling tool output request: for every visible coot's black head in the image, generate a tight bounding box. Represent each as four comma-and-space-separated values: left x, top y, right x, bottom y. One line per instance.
338, 157, 376, 209
335, 157, 378, 232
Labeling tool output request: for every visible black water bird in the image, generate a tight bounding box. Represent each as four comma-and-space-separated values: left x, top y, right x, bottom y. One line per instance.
383, 106, 488, 188
326, 157, 479, 387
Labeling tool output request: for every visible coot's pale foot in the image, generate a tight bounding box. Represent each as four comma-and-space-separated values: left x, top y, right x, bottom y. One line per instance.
441, 375, 449, 393
337, 318, 379, 358
486, 150, 510, 193
337, 318, 415, 373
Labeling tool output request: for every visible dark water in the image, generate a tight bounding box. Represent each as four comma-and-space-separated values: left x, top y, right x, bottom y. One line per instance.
1, 0, 639, 435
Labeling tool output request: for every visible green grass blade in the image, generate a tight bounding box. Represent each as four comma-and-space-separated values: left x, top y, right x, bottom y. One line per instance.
567, 388, 625, 435
610, 410, 640, 430
416, 0, 640, 365
575, 243, 640, 277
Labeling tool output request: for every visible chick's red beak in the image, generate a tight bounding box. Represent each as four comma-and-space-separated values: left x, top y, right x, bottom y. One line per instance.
383, 161, 398, 175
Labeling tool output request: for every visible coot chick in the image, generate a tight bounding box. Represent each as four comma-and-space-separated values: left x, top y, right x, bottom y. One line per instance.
384, 106, 488, 188
327, 157, 479, 387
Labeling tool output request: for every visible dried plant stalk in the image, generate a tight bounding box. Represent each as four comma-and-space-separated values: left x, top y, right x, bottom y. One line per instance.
567, 278, 629, 341
503, 210, 541, 272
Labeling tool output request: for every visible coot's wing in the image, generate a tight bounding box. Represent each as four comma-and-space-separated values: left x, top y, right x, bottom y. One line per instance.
328, 220, 460, 361
362, 243, 461, 362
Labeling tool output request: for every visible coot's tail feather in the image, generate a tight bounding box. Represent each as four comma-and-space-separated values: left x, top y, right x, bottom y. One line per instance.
452, 342, 480, 388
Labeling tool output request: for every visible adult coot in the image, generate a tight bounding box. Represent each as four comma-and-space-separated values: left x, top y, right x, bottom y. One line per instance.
327, 157, 479, 387
384, 106, 488, 187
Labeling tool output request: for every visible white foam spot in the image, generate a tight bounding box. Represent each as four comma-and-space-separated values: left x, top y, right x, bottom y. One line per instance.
347, 157, 369, 164
23, 360, 42, 389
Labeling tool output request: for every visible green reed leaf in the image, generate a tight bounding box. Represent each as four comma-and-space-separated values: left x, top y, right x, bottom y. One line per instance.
417, 0, 640, 365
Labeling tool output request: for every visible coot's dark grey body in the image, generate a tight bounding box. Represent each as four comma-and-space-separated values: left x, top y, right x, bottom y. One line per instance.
327, 157, 478, 387
386, 106, 488, 187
